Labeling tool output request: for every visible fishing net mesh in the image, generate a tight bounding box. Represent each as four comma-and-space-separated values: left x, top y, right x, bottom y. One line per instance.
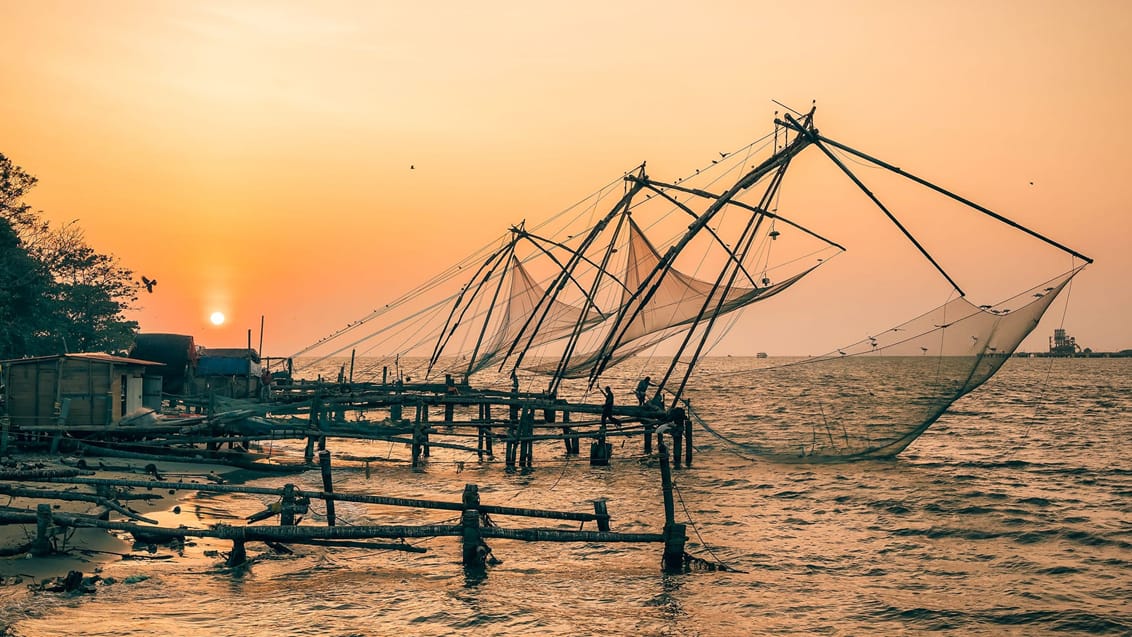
686, 268, 1082, 460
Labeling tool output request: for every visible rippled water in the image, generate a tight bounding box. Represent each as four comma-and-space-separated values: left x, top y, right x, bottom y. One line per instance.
3, 358, 1130, 635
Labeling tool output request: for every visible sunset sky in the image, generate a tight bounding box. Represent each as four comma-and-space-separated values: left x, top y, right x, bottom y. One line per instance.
3, 1, 1129, 357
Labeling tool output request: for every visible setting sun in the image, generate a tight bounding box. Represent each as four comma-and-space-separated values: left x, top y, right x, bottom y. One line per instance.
209, 311, 226, 326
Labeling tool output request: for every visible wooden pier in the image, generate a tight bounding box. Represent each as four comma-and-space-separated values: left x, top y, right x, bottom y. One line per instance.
7, 379, 696, 472
0, 434, 691, 572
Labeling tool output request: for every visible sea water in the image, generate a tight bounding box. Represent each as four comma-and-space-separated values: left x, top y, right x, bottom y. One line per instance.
2, 357, 1129, 636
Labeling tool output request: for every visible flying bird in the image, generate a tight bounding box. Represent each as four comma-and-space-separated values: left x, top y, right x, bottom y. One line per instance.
141, 276, 157, 293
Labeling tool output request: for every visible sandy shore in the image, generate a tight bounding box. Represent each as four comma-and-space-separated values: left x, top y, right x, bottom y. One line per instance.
0, 453, 244, 585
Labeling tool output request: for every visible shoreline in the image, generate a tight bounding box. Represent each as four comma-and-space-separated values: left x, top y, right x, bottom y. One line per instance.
0, 453, 247, 587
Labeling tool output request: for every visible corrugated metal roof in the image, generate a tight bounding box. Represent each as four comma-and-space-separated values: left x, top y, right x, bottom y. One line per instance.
0, 352, 164, 366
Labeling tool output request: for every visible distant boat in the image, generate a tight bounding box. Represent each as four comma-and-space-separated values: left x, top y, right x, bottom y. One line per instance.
296, 105, 1092, 462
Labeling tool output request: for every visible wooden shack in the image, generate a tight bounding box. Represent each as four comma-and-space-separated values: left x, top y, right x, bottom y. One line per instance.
1, 353, 161, 429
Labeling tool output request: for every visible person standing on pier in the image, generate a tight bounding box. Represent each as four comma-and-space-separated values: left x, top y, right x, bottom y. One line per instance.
635, 376, 652, 405
601, 386, 621, 428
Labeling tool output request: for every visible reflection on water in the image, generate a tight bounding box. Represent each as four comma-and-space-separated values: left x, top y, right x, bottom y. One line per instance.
3, 358, 1130, 635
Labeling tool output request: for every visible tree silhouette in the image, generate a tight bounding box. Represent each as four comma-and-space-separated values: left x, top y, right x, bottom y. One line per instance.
0, 152, 139, 358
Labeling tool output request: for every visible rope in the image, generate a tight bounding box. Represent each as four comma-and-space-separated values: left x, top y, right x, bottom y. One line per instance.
671, 472, 742, 572
1008, 268, 1077, 456
684, 401, 763, 459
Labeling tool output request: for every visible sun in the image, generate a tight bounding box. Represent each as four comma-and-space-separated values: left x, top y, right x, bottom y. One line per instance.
209, 311, 226, 326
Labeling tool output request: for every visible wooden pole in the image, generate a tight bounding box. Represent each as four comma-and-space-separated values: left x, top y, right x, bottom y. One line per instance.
44, 476, 606, 522
593, 500, 610, 532
227, 540, 247, 566
684, 413, 693, 468
281, 483, 297, 526
461, 483, 485, 568
672, 423, 683, 469
31, 503, 53, 556
318, 450, 336, 526
657, 433, 686, 572
305, 395, 321, 464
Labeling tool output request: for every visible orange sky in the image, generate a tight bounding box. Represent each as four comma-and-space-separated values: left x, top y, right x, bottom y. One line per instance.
2, 1, 1129, 356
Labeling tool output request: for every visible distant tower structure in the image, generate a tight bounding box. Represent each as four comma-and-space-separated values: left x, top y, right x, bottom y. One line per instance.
1049, 328, 1081, 356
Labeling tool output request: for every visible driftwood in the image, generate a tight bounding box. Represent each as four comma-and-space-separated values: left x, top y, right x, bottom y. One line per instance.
74, 442, 301, 473
0, 484, 158, 524
0, 468, 92, 481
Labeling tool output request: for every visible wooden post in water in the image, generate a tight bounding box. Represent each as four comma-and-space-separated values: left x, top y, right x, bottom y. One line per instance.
519, 407, 534, 468
461, 483, 484, 568
318, 450, 336, 526
227, 540, 247, 567
670, 408, 684, 469
1, 417, 9, 457
390, 379, 403, 422
561, 410, 576, 455
411, 420, 425, 469
593, 499, 610, 532
657, 433, 686, 572
483, 402, 494, 457
305, 395, 321, 464
421, 400, 430, 458
31, 503, 53, 556
590, 423, 611, 466
684, 411, 693, 468
281, 483, 297, 526
504, 418, 518, 471
644, 423, 653, 455
444, 379, 455, 423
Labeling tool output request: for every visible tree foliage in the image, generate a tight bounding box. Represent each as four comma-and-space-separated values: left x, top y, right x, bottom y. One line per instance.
0, 152, 140, 358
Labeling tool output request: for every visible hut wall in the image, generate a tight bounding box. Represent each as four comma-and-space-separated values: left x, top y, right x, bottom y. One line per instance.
58, 358, 115, 425
4, 358, 149, 427
5, 361, 59, 427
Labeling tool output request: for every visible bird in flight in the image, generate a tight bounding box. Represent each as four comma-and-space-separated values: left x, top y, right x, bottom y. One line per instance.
141, 276, 157, 293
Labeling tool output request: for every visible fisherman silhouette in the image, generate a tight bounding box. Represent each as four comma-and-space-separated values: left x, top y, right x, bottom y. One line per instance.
635, 376, 651, 405
601, 386, 620, 427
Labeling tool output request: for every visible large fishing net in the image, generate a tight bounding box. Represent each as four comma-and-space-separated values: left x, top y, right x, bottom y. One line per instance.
684, 267, 1083, 460
550, 218, 824, 379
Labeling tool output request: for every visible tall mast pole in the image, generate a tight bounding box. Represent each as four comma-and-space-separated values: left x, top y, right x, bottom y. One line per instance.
587, 108, 817, 388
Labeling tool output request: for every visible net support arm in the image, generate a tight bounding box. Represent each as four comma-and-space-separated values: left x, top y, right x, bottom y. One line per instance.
780, 124, 1094, 265
782, 113, 966, 296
